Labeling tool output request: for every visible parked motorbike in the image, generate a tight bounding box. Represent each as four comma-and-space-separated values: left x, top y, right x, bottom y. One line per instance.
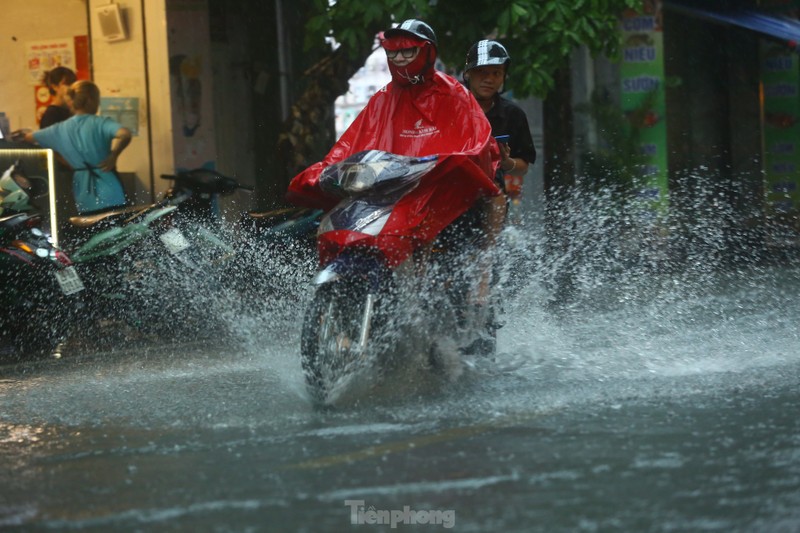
66, 168, 250, 261
299, 150, 499, 406
0, 162, 85, 356
56, 168, 253, 335
241, 206, 321, 254
235, 206, 323, 301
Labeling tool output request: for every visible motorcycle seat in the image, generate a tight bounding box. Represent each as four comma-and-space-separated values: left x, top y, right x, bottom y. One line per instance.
247, 207, 305, 222
0, 212, 30, 227
69, 204, 152, 228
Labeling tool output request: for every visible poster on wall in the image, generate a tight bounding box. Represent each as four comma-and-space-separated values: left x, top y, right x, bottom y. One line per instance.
26, 38, 76, 86
100, 97, 140, 136
760, 42, 800, 214
32, 36, 90, 126
619, 0, 669, 213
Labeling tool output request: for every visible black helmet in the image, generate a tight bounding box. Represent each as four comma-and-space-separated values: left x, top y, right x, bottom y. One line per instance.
384, 19, 437, 49
465, 40, 510, 73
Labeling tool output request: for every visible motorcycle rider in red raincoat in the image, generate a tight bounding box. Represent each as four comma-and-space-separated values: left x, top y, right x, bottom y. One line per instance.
286, 19, 502, 303
287, 19, 501, 274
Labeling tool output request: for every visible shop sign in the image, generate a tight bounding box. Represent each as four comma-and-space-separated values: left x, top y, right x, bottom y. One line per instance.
761, 42, 800, 213
620, 1, 669, 213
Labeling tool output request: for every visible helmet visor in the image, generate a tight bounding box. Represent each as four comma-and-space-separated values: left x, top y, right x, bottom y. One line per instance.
381, 35, 427, 51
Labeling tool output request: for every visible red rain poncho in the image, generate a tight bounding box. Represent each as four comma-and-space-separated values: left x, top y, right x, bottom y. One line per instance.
287, 70, 499, 210
286, 66, 500, 265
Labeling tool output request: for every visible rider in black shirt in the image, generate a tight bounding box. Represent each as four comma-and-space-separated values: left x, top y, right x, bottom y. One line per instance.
455, 40, 538, 352
464, 40, 536, 199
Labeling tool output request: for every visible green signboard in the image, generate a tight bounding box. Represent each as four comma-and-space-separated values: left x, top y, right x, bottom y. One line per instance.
760, 42, 800, 214
620, 3, 669, 213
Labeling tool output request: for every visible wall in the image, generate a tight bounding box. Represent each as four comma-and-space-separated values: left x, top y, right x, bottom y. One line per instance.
165, 0, 216, 172
0, 0, 88, 131
663, 10, 762, 213
143, 0, 177, 200
207, 2, 258, 215
89, 0, 173, 202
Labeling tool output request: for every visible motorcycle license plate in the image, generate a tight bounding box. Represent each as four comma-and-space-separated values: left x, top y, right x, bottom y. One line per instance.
54, 266, 85, 295
160, 228, 191, 254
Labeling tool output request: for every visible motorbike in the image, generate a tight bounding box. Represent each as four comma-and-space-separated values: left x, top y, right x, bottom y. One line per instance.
299, 150, 499, 407
55, 168, 253, 335
65, 168, 251, 262
0, 162, 85, 357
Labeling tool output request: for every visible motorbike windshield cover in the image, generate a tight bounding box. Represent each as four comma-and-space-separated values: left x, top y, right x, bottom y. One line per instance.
319, 151, 438, 198
288, 71, 500, 265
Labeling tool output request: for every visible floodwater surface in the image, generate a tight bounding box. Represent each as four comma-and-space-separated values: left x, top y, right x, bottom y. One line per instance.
1, 227, 799, 532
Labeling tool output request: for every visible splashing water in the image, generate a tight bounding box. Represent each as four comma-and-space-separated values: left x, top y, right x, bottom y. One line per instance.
1, 175, 799, 532
216, 170, 798, 420
3, 172, 798, 425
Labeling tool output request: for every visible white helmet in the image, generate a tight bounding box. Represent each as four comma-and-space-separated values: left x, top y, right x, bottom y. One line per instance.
465, 40, 511, 74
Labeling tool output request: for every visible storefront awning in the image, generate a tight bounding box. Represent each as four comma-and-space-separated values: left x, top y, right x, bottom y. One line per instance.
664, 0, 800, 48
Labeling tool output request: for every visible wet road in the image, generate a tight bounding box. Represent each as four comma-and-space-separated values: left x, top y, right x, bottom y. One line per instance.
2, 261, 800, 531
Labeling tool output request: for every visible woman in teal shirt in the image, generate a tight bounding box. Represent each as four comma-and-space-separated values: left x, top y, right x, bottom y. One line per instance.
21, 80, 130, 214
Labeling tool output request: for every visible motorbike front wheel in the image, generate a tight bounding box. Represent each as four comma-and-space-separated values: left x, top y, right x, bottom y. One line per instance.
300, 281, 385, 406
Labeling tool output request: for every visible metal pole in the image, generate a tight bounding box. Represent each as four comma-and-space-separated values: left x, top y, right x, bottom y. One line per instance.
275, 0, 290, 122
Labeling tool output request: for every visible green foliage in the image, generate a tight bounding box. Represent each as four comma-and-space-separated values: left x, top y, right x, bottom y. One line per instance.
301, 0, 644, 98
303, 0, 426, 58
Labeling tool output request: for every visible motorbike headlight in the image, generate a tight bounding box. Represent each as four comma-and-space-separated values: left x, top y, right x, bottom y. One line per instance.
35, 247, 48, 258
317, 213, 334, 235
340, 164, 377, 194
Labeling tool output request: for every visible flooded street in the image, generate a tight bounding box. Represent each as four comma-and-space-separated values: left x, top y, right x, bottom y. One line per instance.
2, 254, 800, 531
4, 0, 800, 530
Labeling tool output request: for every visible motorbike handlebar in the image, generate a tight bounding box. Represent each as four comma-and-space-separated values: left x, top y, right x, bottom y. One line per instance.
161, 169, 254, 194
